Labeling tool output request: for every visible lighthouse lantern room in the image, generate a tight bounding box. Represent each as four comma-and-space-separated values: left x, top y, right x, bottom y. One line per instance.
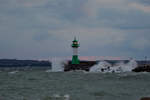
71, 37, 80, 64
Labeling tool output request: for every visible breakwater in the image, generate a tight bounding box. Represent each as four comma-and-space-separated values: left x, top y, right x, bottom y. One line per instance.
64, 61, 98, 71
64, 60, 150, 72
133, 65, 150, 72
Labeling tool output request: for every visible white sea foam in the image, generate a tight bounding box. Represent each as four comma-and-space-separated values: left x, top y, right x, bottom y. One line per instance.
64, 94, 70, 100
51, 94, 70, 100
90, 59, 137, 73
45, 69, 52, 73
8, 71, 19, 74
53, 94, 61, 98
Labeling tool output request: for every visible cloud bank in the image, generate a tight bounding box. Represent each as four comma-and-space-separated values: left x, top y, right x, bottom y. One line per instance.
0, 0, 150, 59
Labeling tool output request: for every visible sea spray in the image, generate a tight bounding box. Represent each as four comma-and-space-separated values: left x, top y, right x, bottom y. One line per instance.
44, 94, 70, 100
50, 58, 67, 72
90, 59, 137, 73
90, 61, 112, 73
115, 59, 137, 72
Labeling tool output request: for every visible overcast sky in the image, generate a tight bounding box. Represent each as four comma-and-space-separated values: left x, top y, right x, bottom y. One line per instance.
0, 0, 150, 60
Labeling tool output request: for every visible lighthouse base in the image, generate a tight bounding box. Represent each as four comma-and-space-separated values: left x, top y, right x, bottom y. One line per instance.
64, 61, 98, 72
72, 55, 80, 64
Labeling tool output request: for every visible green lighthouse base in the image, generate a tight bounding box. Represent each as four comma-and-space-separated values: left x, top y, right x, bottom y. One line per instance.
72, 55, 80, 64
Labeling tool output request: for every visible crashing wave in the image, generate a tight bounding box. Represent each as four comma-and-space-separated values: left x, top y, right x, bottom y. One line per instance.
90, 59, 137, 73
50, 58, 67, 72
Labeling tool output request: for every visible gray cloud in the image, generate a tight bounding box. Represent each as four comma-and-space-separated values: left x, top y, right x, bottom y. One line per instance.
0, 0, 150, 59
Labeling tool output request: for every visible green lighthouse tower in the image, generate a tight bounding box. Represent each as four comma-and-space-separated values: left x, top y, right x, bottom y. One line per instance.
71, 37, 80, 64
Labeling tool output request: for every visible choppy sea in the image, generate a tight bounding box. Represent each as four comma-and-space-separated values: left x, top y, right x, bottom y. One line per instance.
0, 70, 150, 100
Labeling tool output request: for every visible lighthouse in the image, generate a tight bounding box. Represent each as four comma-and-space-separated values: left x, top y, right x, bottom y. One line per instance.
71, 37, 80, 64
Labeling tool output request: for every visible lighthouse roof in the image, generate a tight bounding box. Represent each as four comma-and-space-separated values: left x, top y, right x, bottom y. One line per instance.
73, 37, 78, 42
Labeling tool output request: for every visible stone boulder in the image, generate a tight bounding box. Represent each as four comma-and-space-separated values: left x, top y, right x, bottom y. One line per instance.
140, 97, 150, 100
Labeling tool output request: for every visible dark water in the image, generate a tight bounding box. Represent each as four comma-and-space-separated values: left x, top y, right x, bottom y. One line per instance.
0, 70, 150, 100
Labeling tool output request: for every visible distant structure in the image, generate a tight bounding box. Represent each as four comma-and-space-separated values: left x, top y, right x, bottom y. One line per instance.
71, 37, 80, 64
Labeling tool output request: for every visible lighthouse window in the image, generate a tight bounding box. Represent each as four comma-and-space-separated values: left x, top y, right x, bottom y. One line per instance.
74, 42, 77, 44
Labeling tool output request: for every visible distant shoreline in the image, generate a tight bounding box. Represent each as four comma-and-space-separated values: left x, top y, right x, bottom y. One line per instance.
0, 59, 52, 68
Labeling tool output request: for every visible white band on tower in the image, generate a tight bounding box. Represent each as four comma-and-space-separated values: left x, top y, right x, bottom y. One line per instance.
73, 48, 78, 55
